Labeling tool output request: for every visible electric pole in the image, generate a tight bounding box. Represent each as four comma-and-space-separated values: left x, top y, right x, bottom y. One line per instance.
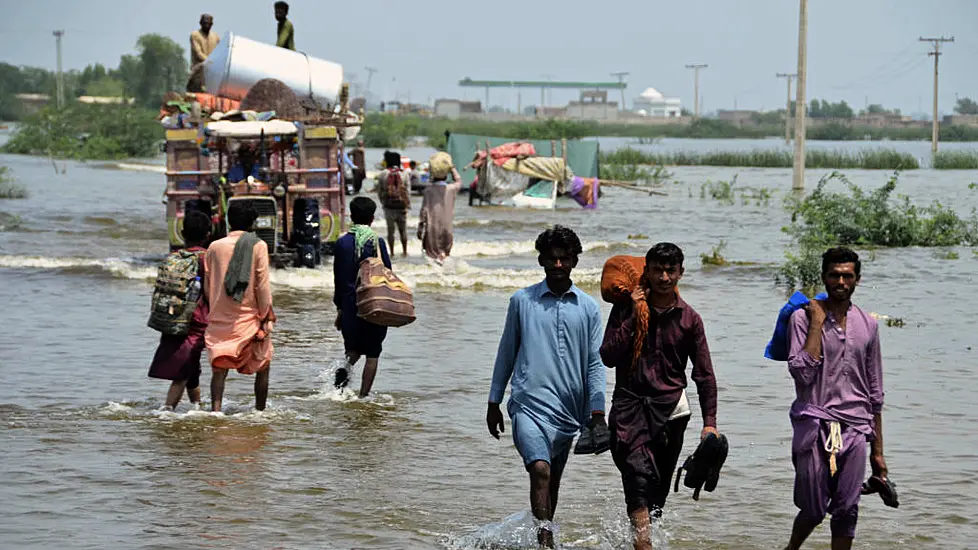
364, 66, 378, 97
610, 71, 629, 111
792, 0, 808, 191
920, 36, 954, 153
53, 30, 65, 109
777, 72, 797, 144
685, 64, 708, 117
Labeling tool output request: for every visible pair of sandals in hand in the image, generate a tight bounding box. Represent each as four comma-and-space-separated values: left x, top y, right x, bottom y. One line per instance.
573, 415, 611, 455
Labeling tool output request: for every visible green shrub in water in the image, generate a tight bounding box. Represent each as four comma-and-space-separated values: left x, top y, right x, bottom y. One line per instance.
1, 104, 161, 160
778, 171, 978, 292
933, 150, 978, 170
784, 171, 978, 247
701, 240, 729, 266
0, 166, 27, 199
600, 147, 917, 169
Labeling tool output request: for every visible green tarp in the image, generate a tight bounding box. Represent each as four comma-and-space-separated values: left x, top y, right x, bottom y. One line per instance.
447, 133, 599, 184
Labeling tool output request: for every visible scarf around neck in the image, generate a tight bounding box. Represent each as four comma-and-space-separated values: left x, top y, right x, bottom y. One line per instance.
349, 224, 378, 259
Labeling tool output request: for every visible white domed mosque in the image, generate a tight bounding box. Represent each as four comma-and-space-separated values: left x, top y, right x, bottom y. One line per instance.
633, 87, 682, 117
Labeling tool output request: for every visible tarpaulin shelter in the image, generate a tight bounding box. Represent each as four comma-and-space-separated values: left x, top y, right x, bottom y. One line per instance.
447, 133, 599, 185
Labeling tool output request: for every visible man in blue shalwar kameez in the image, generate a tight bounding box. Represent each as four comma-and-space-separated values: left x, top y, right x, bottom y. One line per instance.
487, 225, 607, 548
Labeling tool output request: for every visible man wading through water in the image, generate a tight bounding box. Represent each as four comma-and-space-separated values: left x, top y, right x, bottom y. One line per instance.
332, 197, 393, 396
487, 225, 607, 548
600, 243, 719, 550
376, 150, 410, 257
204, 202, 275, 412
784, 247, 894, 550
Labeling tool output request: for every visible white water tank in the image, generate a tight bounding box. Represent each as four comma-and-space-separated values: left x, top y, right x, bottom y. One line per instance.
203, 32, 343, 105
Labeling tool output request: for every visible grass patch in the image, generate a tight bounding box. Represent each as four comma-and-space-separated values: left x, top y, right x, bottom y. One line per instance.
0, 166, 27, 199
701, 241, 729, 266
777, 171, 978, 292
933, 150, 978, 170
602, 163, 674, 185
933, 249, 960, 260
698, 174, 773, 206
600, 147, 919, 170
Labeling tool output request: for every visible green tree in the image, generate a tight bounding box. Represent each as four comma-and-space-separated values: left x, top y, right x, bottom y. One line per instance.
954, 97, 978, 115
132, 34, 187, 107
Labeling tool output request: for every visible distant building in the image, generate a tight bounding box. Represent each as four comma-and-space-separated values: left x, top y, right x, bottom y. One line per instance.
717, 109, 758, 126
434, 99, 483, 119
15, 93, 50, 114
943, 114, 978, 128
633, 87, 681, 118
565, 90, 618, 121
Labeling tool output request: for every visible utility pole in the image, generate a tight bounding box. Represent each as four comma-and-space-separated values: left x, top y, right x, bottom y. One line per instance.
792, 0, 808, 191
685, 64, 708, 117
920, 36, 954, 153
363, 66, 378, 99
610, 71, 629, 111
53, 30, 65, 109
777, 72, 797, 144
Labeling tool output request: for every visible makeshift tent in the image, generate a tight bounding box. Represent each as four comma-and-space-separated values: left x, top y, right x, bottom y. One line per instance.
447, 133, 599, 184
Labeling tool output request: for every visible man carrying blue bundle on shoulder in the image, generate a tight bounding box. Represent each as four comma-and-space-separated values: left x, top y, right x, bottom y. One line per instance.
487, 225, 608, 549
784, 247, 897, 550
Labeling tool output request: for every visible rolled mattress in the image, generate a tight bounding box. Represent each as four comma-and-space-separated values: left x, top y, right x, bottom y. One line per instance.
204, 32, 343, 105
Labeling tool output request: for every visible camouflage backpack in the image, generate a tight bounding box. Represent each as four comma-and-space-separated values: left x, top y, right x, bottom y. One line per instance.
147, 250, 203, 336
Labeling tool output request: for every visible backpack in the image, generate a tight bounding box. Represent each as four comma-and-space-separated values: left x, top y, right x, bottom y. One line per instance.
147, 250, 203, 336
384, 169, 409, 209
355, 240, 416, 327
764, 290, 827, 360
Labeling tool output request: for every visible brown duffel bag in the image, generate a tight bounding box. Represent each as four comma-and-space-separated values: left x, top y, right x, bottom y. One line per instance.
355, 246, 416, 327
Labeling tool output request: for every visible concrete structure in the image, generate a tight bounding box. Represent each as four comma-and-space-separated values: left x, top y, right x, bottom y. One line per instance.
565, 90, 618, 121
434, 99, 482, 119
632, 87, 681, 117
943, 114, 978, 128
718, 110, 757, 126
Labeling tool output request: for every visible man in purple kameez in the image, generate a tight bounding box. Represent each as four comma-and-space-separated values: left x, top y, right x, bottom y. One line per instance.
784, 247, 892, 550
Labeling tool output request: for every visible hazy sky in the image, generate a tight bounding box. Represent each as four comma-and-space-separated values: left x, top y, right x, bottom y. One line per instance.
1, 0, 976, 115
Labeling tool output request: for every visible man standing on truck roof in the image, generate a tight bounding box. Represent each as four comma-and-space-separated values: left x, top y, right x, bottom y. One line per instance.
274, 2, 295, 51
187, 14, 219, 92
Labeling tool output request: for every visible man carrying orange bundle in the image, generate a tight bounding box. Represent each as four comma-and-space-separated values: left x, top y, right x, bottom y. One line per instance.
599, 243, 719, 550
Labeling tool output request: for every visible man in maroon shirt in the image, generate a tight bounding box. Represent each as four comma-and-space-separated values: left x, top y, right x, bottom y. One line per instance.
600, 243, 719, 550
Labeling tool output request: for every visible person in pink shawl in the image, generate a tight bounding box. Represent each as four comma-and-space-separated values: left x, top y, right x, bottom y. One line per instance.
203, 202, 275, 412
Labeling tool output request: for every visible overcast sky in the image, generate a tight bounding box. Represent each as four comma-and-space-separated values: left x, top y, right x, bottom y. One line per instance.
1, 0, 976, 115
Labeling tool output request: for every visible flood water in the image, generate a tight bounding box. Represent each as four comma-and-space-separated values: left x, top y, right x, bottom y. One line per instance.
1, 138, 977, 549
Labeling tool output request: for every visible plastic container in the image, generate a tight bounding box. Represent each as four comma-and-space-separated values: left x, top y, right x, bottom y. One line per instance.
203, 32, 343, 105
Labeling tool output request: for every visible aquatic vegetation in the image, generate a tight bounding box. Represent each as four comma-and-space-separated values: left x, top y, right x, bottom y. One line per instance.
778, 171, 978, 291
600, 147, 918, 170
602, 163, 674, 185
701, 175, 738, 204
933, 150, 978, 170
701, 241, 729, 266
0, 166, 27, 199
784, 171, 978, 248
886, 317, 906, 328
627, 233, 648, 240
933, 249, 960, 260
1, 104, 161, 160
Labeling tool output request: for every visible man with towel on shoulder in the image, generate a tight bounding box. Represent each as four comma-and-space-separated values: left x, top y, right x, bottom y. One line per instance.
600, 243, 719, 550
204, 202, 275, 412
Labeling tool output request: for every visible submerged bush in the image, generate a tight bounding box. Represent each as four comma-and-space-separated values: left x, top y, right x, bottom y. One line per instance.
784, 171, 978, 248
0, 166, 27, 199
778, 171, 978, 291
2, 104, 161, 160
600, 147, 918, 170
933, 150, 978, 170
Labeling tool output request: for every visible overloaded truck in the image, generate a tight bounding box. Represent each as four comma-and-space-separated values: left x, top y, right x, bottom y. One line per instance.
161, 32, 361, 268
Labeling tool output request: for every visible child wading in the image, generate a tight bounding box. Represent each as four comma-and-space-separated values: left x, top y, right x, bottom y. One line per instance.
147, 210, 212, 409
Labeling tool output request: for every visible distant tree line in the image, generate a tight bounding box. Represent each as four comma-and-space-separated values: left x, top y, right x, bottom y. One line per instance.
0, 33, 186, 120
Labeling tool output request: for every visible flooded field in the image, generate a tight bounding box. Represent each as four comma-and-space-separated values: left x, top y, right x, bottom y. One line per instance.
1, 141, 976, 549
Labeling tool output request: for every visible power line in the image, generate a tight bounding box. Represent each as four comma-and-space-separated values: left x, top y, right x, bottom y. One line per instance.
610, 71, 629, 111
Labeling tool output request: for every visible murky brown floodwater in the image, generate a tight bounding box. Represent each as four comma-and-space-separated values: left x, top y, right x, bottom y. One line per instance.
1, 140, 976, 548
